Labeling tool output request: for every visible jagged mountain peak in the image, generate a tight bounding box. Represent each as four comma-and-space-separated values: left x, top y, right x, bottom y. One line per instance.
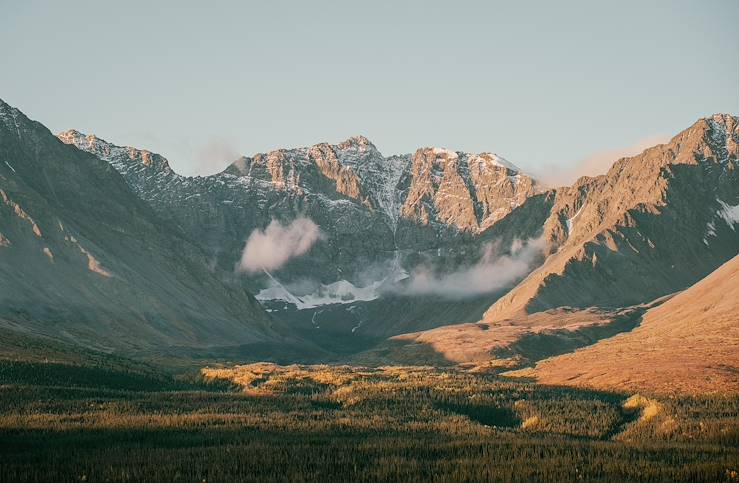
0, 98, 26, 133
0, 97, 15, 113
477, 152, 521, 172
58, 129, 173, 174
57, 128, 85, 138
415, 147, 522, 173
57, 129, 106, 151
223, 135, 383, 179
336, 134, 375, 151
708, 112, 738, 124
61, 126, 541, 234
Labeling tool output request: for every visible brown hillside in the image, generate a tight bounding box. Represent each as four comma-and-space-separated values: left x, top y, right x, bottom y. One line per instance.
509, 254, 739, 395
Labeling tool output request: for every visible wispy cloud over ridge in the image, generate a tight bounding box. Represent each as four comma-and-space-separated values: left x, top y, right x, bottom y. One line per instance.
535, 135, 670, 188
401, 236, 545, 299
238, 217, 324, 273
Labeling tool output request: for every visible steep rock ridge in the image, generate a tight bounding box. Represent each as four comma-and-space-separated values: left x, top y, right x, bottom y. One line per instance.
0, 99, 290, 356
484, 114, 739, 321
308, 142, 371, 207
402, 148, 537, 231
57, 130, 174, 174
224, 136, 374, 207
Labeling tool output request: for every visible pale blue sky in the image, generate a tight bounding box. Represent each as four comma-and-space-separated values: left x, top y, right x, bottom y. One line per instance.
2, 1, 737, 179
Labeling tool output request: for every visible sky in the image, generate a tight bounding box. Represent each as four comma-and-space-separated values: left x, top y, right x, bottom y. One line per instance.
1, 0, 738, 180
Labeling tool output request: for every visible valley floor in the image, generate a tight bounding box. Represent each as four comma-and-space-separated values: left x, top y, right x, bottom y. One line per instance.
1, 360, 737, 482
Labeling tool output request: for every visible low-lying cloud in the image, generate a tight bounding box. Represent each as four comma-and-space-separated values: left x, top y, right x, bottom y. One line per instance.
193, 137, 240, 175
402, 237, 545, 299
238, 217, 324, 273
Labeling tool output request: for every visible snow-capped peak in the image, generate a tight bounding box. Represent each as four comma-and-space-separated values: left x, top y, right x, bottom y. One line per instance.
431, 147, 459, 158
481, 153, 520, 172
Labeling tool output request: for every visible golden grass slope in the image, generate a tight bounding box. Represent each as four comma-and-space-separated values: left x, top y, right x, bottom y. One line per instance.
352, 307, 646, 368
509, 254, 739, 395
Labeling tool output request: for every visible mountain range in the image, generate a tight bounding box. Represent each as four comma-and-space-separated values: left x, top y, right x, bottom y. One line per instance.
1, 98, 737, 392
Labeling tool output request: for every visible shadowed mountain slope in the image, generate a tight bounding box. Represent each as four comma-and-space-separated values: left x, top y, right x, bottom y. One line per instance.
0, 99, 304, 359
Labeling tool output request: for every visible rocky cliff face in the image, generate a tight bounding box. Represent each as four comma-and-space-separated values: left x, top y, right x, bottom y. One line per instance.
0, 100, 301, 358
401, 148, 536, 231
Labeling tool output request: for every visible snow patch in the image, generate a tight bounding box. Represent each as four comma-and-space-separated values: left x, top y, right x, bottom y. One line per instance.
565, 205, 584, 235
256, 254, 408, 310
706, 221, 717, 237
718, 200, 739, 230
486, 153, 520, 171
372, 156, 407, 231
256, 279, 383, 310
432, 147, 458, 157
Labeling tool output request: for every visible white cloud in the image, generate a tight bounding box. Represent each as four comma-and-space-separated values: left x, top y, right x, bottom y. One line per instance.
194, 137, 239, 173
237, 217, 324, 273
401, 236, 545, 299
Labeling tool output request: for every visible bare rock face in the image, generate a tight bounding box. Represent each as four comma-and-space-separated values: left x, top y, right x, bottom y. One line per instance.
308, 142, 370, 207
484, 114, 739, 321
402, 148, 538, 232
